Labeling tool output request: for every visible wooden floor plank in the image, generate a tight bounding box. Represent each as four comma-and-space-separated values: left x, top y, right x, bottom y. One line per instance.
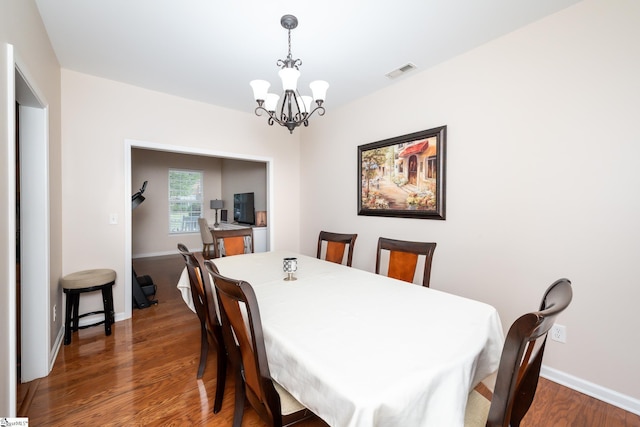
19, 254, 640, 426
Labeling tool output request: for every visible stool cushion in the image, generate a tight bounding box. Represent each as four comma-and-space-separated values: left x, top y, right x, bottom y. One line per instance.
61, 269, 116, 290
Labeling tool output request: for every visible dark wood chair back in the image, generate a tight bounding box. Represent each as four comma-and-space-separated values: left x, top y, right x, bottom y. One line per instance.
316, 231, 358, 266
375, 237, 437, 287
480, 278, 573, 427
206, 260, 313, 427
177, 243, 226, 413
212, 227, 254, 258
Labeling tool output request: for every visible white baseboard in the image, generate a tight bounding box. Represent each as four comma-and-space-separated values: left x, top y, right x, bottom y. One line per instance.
49, 326, 64, 374
541, 365, 640, 415
133, 249, 188, 259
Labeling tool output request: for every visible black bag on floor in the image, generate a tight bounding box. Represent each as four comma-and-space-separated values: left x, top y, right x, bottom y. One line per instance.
132, 268, 158, 309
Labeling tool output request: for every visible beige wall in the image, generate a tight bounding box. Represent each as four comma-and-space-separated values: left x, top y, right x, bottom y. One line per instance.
2, 0, 639, 416
61, 69, 301, 321
131, 149, 223, 256
0, 0, 62, 415
301, 0, 640, 404
131, 150, 268, 257
221, 158, 268, 213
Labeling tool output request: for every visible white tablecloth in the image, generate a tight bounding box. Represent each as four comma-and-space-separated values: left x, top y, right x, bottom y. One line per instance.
179, 250, 504, 427
177, 267, 195, 313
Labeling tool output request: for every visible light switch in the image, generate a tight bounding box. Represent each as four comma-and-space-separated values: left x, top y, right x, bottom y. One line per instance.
109, 213, 118, 224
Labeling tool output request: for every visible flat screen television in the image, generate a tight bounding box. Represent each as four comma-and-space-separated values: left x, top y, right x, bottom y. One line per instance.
233, 192, 255, 225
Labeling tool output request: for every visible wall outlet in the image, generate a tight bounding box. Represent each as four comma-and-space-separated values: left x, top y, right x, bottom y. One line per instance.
550, 324, 566, 343
53, 304, 57, 322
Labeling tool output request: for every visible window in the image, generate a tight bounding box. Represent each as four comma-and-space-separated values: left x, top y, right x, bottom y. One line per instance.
168, 169, 203, 233
427, 157, 437, 179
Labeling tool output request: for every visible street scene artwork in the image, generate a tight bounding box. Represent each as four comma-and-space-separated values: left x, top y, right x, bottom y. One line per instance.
358, 126, 446, 220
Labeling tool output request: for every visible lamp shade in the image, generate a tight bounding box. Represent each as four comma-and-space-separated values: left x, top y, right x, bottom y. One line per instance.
310, 80, 329, 102
299, 95, 312, 114
210, 199, 224, 209
132, 194, 145, 210
250, 80, 270, 101
131, 181, 147, 210
265, 93, 280, 112
279, 68, 300, 91
256, 211, 267, 227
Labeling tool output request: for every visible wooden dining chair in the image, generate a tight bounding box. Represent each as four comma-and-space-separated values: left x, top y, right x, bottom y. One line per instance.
464, 278, 573, 427
316, 231, 358, 266
177, 243, 226, 414
375, 237, 437, 287
198, 218, 215, 259
212, 227, 254, 258
205, 260, 315, 427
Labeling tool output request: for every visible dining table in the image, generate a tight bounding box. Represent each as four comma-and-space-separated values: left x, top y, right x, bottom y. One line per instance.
177, 250, 504, 427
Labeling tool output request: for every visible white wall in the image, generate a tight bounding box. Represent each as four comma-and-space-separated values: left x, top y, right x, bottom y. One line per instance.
0, 0, 62, 415
301, 0, 640, 407
61, 69, 301, 323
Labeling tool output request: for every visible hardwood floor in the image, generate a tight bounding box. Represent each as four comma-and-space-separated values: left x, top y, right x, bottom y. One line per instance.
20, 254, 640, 426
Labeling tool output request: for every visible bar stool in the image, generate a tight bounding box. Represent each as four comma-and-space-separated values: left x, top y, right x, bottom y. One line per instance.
62, 269, 116, 345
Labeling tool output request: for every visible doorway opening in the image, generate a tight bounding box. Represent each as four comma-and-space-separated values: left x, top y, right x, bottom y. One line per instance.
124, 139, 274, 321
15, 65, 51, 394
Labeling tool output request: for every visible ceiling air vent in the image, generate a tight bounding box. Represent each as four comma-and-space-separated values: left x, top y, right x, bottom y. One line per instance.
385, 63, 417, 79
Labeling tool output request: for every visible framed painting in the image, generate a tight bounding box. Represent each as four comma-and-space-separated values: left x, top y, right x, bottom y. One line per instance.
358, 125, 446, 220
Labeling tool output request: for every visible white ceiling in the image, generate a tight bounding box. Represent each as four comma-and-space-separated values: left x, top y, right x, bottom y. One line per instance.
34, 0, 581, 113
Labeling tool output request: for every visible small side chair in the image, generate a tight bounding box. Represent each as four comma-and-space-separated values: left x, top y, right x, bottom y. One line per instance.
198, 218, 215, 259
206, 260, 315, 427
61, 268, 116, 345
464, 278, 573, 427
375, 237, 437, 287
316, 231, 358, 267
177, 243, 226, 414
212, 227, 254, 258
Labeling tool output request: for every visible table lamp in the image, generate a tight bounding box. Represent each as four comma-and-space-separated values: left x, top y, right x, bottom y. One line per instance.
210, 199, 224, 227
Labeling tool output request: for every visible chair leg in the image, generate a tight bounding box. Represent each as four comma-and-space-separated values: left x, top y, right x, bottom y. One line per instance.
107, 285, 115, 323
203, 243, 213, 259
212, 327, 226, 414
232, 365, 245, 427
64, 291, 74, 345
72, 293, 80, 332
101, 285, 114, 336
197, 322, 209, 379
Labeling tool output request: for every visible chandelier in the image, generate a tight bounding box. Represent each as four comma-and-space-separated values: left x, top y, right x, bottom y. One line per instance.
250, 14, 329, 134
